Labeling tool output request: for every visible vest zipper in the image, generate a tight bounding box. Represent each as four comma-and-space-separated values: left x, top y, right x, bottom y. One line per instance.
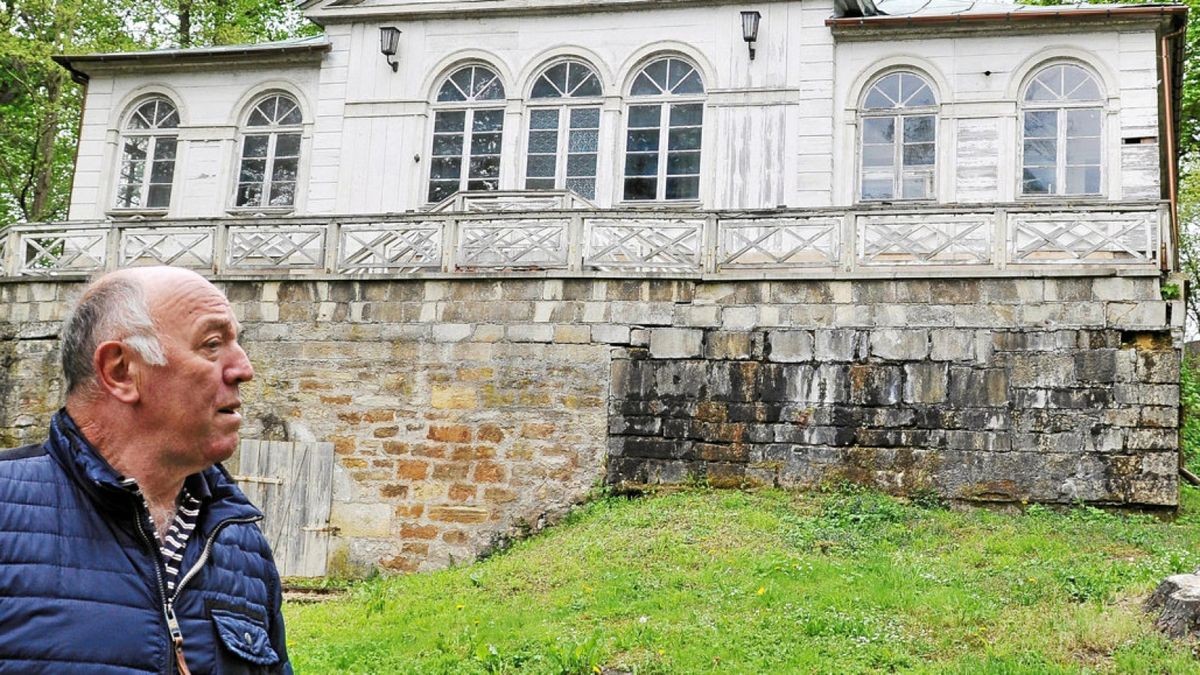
133, 500, 262, 675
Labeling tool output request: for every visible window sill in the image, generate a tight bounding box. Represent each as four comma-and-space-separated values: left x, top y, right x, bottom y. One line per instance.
107, 209, 169, 220
225, 206, 296, 217
615, 200, 704, 209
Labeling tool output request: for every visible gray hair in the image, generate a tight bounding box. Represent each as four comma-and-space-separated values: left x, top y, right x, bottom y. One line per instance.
61, 276, 167, 395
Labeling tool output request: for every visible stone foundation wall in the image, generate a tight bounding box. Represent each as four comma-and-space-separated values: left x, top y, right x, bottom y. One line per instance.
0, 274, 1184, 572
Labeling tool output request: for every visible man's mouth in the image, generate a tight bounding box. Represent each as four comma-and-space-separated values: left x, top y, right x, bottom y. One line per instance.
217, 403, 241, 416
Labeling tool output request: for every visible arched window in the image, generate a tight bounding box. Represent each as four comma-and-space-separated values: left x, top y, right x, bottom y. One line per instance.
525, 60, 603, 199
428, 65, 506, 202
1020, 63, 1103, 196
859, 71, 937, 201
623, 57, 704, 201
115, 97, 179, 209
234, 93, 303, 208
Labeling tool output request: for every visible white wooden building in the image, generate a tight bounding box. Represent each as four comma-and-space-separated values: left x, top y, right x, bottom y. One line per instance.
47, 0, 1183, 235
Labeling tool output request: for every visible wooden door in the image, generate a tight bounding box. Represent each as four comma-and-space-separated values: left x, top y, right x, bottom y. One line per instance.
234, 440, 335, 577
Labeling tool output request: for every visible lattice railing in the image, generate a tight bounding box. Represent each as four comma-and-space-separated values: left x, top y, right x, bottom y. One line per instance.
1008, 212, 1158, 264
339, 223, 441, 274
718, 216, 840, 269
0, 202, 1167, 278
585, 218, 704, 272
121, 227, 215, 269
457, 219, 570, 270
859, 214, 992, 265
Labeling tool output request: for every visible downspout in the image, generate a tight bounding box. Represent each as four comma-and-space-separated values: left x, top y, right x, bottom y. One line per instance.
1160, 23, 1185, 272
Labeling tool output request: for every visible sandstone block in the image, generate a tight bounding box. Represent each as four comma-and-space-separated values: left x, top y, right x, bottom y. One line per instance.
931, 329, 973, 361
768, 331, 813, 362
1106, 302, 1167, 328
870, 329, 929, 361
675, 305, 722, 327
554, 325, 591, 344
591, 324, 631, 344
507, 324, 554, 343
650, 328, 704, 359
722, 306, 759, 330
815, 329, 867, 362
330, 503, 393, 538
904, 363, 948, 404
433, 323, 473, 342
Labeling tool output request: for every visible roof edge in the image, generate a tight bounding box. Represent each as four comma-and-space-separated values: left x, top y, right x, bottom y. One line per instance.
827, 3, 1186, 29
52, 36, 331, 79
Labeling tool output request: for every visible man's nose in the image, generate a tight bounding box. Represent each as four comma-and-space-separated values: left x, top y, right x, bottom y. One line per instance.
226, 341, 255, 384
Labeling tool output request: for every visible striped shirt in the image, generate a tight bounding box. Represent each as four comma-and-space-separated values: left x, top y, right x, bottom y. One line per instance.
120, 478, 205, 594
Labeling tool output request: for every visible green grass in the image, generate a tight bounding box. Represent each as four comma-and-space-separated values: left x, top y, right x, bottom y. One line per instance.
285, 486, 1200, 674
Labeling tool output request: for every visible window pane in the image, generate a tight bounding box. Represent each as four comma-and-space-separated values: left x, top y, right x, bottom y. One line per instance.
1023, 139, 1056, 166
624, 177, 657, 200
628, 105, 661, 128
473, 72, 505, 100
624, 153, 658, 177
123, 136, 149, 161
570, 107, 600, 128
467, 178, 500, 191
569, 129, 598, 153
1022, 167, 1054, 194
566, 177, 595, 199
471, 132, 502, 156
116, 184, 140, 208
861, 178, 893, 200
469, 156, 500, 179
243, 135, 269, 159
569, 70, 602, 97
152, 137, 177, 161
630, 72, 661, 97
1024, 111, 1056, 138
150, 159, 175, 184
901, 173, 931, 199
665, 176, 699, 199
901, 74, 935, 107
1066, 166, 1101, 194
236, 183, 262, 207
903, 115, 934, 143
865, 74, 900, 109
275, 133, 301, 158
1066, 137, 1100, 165
433, 134, 464, 157
640, 60, 669, 92
428, 180, 454, 202
269, 182, 296, 206
862, 144, 893, 168
902, 142, 934, 167
862, 118, 894, 144
670, 103, 703, 127
239, 159, 266, 184
626, 129, 660, 152
526, 178, 556, 190
530, 109, 559, 130
430, 157, 462, 180
435, 111, 466, 133
668, 128, 701, 151
667, 151, 700, 175
528, 130, 558, 154
473, 109, 504, 132
526, 155, 556, 178
272, 158, 298, 184
1067, 109, 1101, 136
566, 154, 596, 177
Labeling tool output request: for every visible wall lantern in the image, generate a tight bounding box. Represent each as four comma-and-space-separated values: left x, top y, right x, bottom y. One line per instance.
741, 11, 762, 61
380, 26, 402, 72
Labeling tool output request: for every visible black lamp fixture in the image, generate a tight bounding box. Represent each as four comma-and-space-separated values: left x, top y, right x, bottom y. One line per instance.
380, 26, 402, 72
741, 10, 762, 61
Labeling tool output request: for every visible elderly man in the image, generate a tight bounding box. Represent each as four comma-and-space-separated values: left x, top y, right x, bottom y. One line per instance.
0, 266, 289, 674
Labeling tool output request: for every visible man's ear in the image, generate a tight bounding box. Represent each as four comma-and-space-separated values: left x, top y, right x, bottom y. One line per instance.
94, 341, 141, 404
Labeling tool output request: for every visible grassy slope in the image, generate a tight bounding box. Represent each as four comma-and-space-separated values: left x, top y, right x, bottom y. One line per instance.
285, 487, 1200, 674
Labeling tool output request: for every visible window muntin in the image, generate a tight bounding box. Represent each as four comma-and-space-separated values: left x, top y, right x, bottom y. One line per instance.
859, 72, 937, 201
1020, 63, 1103, 196
115, 97, 179, 209
235, 94, 303, 208
622, 57, 704, 202
525, 61, 602, 199
429, 65, 506, 203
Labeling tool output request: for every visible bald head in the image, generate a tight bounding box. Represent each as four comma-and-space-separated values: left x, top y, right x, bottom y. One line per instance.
61, 267, 221, 397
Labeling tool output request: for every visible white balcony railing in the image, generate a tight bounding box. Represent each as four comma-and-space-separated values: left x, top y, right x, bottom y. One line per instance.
0, 201, 1168, 278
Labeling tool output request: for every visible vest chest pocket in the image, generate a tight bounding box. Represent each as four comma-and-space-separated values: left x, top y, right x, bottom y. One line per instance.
211, 607, 280, 667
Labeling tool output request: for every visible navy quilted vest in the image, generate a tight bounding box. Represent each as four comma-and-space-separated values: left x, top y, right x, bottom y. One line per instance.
0, 411, 291, 674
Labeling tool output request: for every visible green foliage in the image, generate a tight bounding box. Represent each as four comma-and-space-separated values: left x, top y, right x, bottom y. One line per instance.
1182, 356, 1200, 474
285, 488, 1200, 672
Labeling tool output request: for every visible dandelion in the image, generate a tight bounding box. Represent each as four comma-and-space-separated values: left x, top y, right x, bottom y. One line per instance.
756, 587, 766, 596
456, 604, 465, 610
638, 615, 649, 624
